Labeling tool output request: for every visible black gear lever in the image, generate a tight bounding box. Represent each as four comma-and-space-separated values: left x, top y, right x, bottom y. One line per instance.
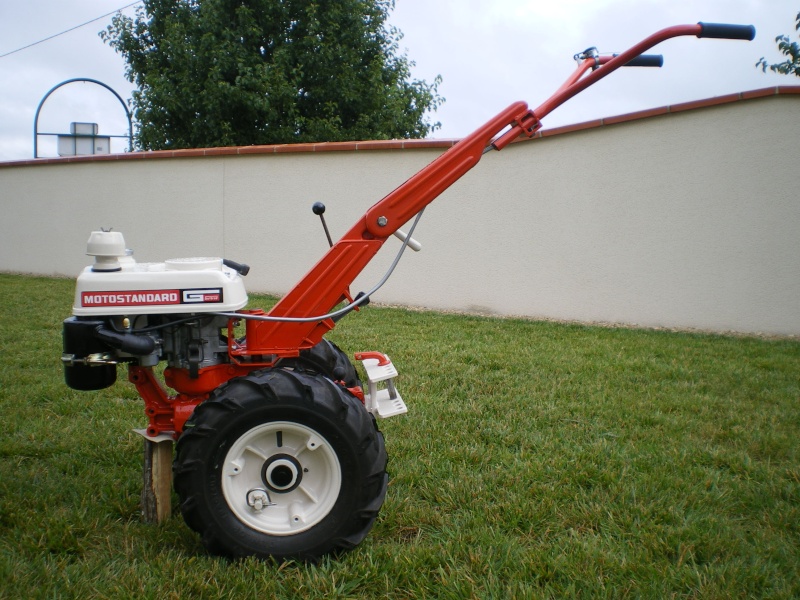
312, 202, 334, 248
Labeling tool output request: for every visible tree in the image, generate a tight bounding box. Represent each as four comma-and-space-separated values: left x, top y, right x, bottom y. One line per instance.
756, 11, 800, 77
101, 0, 443, 150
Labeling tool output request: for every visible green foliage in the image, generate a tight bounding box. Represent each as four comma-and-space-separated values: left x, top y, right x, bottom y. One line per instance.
2, 274, 799, 597
756, 11, 800, 77
100, 0, 443, 150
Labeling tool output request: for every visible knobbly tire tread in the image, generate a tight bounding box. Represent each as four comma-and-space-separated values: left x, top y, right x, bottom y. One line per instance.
278, 339, 361, 388
173, 364, 388, 561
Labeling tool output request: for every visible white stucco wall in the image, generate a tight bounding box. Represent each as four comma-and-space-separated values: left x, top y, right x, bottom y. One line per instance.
1, 91, 797, 335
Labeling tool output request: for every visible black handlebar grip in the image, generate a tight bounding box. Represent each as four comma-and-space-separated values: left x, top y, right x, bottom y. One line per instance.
697, 22, 755, 41
624, 54, 664, 68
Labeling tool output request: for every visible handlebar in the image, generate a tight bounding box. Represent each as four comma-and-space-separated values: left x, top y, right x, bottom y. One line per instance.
522, 22, 755, 141
697, 22, 756, 41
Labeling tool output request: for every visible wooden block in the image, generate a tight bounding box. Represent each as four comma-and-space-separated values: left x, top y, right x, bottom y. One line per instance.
141, 437, 173, 523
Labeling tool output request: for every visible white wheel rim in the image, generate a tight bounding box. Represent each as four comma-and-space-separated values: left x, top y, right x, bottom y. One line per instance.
221, 421, 342, 536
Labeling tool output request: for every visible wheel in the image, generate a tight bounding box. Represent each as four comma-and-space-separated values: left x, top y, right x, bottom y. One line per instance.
173, 366, 388, 561
279, 339, 361, 388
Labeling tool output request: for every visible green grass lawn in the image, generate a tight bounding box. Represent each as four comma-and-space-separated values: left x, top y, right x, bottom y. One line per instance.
1, 273, 798, 598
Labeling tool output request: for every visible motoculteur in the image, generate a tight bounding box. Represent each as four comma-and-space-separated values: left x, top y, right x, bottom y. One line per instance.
61, 23, 754, 560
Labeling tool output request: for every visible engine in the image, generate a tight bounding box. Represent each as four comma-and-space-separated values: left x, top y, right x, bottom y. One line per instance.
62, 231, 248, 391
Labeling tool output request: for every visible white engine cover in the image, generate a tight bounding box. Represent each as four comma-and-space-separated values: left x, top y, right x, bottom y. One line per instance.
73, 256, 248, 316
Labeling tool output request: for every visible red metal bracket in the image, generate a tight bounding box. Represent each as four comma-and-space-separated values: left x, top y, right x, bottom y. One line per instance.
129, 365, 207, 438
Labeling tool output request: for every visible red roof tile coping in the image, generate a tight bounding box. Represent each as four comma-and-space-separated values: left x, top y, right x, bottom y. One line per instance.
518, 86, 800, 142
3, 86, 797, 169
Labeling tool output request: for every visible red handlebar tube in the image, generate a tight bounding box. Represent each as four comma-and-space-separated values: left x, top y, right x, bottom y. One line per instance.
235, 23, 750, 358
533, 24, 702, 120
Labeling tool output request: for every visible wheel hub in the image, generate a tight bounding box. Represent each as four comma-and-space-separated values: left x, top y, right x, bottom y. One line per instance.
262, 454, 303, 493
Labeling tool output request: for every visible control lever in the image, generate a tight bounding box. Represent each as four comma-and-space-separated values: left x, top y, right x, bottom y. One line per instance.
313, 201, 420, 251
393, 228, 422, 252
312, 202, 334, 248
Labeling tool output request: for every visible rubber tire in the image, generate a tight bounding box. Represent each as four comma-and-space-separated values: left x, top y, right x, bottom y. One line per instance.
280, 339, 361, 388
173, 367, 388, 561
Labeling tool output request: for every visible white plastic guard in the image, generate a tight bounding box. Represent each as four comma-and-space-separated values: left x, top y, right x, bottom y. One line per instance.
355, 352, 408, 419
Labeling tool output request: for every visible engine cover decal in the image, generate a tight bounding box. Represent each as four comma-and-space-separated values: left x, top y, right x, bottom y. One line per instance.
81, 288, 223, 307
182, 288, 224, 304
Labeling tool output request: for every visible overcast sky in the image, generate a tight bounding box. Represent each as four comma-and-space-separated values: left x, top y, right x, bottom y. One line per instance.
0, 0, 795, 161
